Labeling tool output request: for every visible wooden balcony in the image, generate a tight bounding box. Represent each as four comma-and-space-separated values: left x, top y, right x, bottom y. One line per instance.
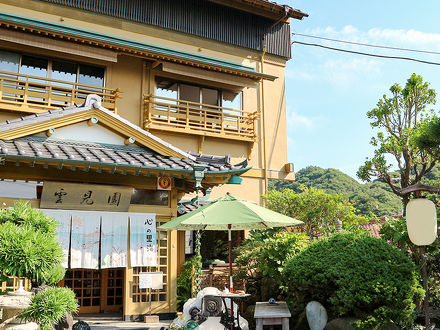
0, 70, 120, 114
144, 95, 258, 142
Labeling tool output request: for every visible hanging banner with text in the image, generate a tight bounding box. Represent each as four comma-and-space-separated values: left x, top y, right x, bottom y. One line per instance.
130, 213, 157, 267
70, 212, 101, 269
40, 181, 133, 212
41, 209, 71, 268
101, 213, 128, 268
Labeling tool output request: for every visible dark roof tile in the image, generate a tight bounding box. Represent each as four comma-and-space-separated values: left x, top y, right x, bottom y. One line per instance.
0, 136, 248, 174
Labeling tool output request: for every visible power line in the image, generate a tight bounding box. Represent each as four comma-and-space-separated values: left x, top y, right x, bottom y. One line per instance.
292, 41, 440, 66
292, 32, 440, 56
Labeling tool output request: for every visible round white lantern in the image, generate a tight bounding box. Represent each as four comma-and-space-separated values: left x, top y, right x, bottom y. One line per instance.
406, 198, 438, 246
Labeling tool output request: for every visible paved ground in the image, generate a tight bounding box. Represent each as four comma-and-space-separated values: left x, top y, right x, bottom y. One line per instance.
75, 316, 172, 330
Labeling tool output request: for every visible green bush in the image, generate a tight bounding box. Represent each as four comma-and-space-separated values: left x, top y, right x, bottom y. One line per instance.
282, 232, 424, 329
21, 287, 78, 330
177, 255, 202, 311
235, 229, 309, 283
0, 221, 63, 284
0, 201, 58, 236
42, 265, 66, 286
0, 202, 64, 285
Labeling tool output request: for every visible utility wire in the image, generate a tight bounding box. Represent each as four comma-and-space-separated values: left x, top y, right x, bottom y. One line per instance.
292, 41, 440, 66
292, 32, 440, 56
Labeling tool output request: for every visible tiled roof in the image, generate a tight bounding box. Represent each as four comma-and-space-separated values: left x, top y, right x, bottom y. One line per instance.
360, 223, 382, 238
0, 95, 249, 175
0, 94, 195, 161
0, 136, 248, 174
178, 199, 210, 215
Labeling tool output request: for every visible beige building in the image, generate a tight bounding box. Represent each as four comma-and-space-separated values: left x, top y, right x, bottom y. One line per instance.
0, 0, 307, 319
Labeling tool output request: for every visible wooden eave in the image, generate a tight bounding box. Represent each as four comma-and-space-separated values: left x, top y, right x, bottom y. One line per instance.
207, 0, 308, 20
0, 109, 187, 159
0, 12, 277, 81
0, 158, 251, 193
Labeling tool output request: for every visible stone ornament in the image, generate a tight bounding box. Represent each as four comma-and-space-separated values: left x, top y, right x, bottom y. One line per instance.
306, 301, 328, 330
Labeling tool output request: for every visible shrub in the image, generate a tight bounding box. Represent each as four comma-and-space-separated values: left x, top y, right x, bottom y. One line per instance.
235, 230, 309, 283
0, 202, 64, 285
42, 265, 66, 286
21, 287, 78, 330
177, 255, 202, 311
0, 222, 63, 284
0, 201, 58, 236
282, 232, 424, 329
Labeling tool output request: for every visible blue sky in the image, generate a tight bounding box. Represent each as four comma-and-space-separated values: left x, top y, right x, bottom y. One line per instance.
283, 1, 440, 179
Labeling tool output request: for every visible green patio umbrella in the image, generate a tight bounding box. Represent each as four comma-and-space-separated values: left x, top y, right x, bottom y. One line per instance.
159, 193, 303, 292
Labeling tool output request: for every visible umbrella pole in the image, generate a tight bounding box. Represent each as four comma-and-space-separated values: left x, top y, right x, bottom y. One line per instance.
228, 224, 234, 330
228, 224, 233, 293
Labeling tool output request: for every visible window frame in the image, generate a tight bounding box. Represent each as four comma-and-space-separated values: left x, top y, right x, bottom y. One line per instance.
0, 49, 107, 88
154, 76, 243, 110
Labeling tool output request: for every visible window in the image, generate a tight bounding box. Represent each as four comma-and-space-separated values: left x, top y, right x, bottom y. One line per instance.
130, 189, 169, 206
0, 50, 105, 88
0, 50, 19, 73
155, 77, 242, 110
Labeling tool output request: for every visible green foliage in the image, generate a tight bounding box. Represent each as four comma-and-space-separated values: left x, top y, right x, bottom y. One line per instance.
176, 255, 202, 311
0, 201, 58, 236
235, 230, 309, 283
42, 265, 66, 286
380, 216, 440, 310
0, 202, 64, 285
21, 287, 78, 330
270, 166, 361, 195
270, 166, 401, 217
282, 232, 425, 329
357, 74, 438, 208
0, 222, 63, 284
264, 187, 367, 238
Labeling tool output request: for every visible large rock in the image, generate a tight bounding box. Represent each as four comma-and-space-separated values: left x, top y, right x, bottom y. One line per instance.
306, 301, 328, 330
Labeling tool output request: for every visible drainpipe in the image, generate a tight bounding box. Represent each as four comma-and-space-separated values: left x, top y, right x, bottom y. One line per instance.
260, 6, 290, 197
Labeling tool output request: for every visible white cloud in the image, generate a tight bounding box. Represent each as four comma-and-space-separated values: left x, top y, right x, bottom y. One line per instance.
287, 57, 383, 87
305, 25, 440, 50
286, 109, 323, 129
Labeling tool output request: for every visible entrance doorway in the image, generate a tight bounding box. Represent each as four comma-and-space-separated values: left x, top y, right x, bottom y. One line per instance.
59, 268, 124, 314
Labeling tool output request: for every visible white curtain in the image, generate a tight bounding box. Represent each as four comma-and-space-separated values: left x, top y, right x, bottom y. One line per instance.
70, 211, 101, 269
129, 213, 157, 267
41, 209, 71, 268
100, 213, 128, 268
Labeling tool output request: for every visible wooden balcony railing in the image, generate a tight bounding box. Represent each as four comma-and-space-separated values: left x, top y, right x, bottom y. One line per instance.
144, 95, 258, 141
0, 70, 120, 114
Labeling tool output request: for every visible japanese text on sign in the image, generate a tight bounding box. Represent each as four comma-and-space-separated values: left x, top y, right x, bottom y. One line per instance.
40, 182, 133, 211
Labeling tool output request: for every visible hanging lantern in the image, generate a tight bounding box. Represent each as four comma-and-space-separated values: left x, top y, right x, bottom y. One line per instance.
406, 198, 438, 246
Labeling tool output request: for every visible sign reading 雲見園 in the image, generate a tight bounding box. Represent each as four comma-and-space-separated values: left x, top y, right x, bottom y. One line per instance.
40, 181, 133, 211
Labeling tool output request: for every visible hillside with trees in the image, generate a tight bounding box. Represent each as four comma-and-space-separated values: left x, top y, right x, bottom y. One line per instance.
269, 166, 402, 217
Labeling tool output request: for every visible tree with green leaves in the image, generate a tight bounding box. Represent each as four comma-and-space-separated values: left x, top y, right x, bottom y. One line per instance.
357, 73, 438, 209
264, 187, 367, 238
270, 166, 402, 217
0, 201, 65, 286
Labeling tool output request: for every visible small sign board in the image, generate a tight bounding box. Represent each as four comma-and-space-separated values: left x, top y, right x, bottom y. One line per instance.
139, 272, 163, 290
157, 176, 171, 190
40, 181, 132, 211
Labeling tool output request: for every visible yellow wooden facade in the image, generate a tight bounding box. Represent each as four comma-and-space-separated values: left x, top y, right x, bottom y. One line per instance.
0, 0, 305, 320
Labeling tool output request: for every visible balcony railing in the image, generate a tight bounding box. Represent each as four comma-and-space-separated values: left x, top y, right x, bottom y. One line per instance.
0, 70, 120, 114
144, 95, 258, 141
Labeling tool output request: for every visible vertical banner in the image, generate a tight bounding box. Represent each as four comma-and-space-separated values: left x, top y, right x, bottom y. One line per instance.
129, 213, 157, 267
101, 213, 128, 268
70, 211, 100, 269
41, 209, 71, 268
